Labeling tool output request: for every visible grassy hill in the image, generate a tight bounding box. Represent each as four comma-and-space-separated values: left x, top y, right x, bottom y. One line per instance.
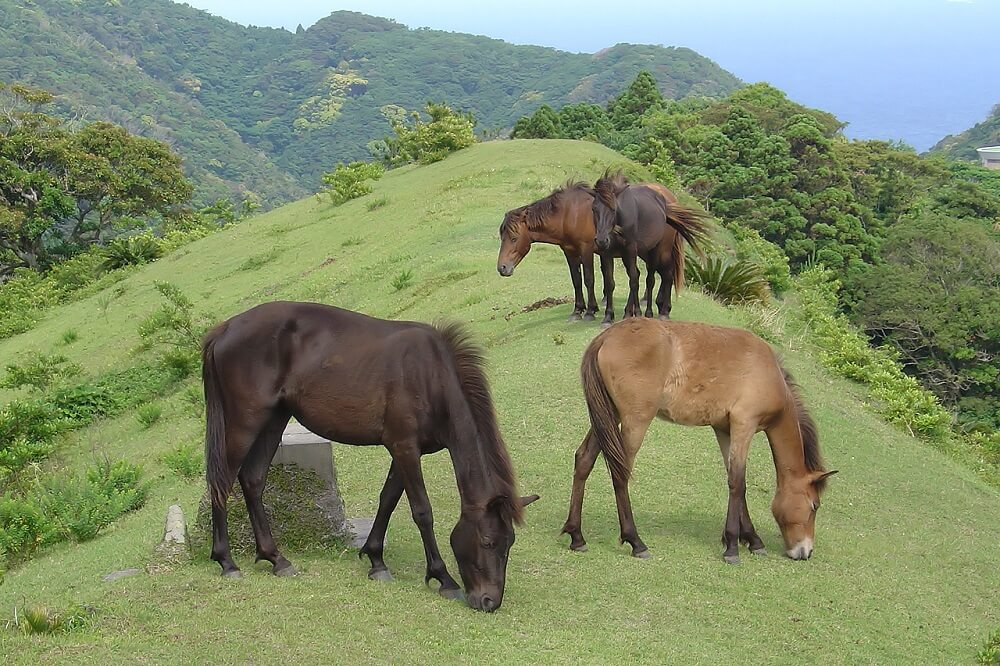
1, 141, 997, 663
931, 102, 1000, 159
0, 0, 740, 205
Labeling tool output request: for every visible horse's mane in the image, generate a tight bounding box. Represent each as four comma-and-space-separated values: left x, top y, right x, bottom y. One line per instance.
593, 169, 630, 209
499, 181, 592, 236
435, 322, 523, 523
781, 367, 828, 491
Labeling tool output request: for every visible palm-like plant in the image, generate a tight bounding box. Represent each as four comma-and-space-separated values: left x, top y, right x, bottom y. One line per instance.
685, 255, 770, 305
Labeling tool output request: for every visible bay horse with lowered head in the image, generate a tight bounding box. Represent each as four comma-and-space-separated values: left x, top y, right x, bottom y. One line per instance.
203, 301, 538, 612
592, 171, 710, 320
497, 181, 702, 325
562, 318, 836, 564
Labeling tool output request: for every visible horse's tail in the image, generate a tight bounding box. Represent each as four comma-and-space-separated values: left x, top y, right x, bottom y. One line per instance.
672, 231, 686, 293
435, 322, 523, 525
663, 201, 710, 260
780, 366, 828, 489
581, 334, 629, 484
203, 322, 231, 506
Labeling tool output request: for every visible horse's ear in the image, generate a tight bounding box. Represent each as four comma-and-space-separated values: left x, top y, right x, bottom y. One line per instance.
520, 494, 540, 507
811, 470, 838, 491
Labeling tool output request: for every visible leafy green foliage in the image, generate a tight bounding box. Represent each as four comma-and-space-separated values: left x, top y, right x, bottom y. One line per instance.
932, 102, 1000, 161
162, 441, 203, 481
376, 103, 477, 166
391, 269, 414, 291
136, 403, 162, 429
729, 223, 792, 294
137, 282, 211, 379
102, 231, 163, 270
685, 255, 770, 305
4, 604, 95, 635
1, 352, 82, 393
979, 627, 1000, 665
320, 161, 384, 205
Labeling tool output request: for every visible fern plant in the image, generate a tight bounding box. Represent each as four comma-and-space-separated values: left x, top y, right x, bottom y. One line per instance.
685, 255, 770, 305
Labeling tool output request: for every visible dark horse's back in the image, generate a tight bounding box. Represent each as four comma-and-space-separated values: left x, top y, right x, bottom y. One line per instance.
204, 301, 452, 449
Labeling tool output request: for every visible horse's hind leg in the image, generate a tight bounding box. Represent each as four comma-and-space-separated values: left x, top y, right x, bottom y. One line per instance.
657, 268, 673, 320
211, 419, 267, 578
713, 427, 765, 556
238, 412, 296, 576
561, 429, 601, 551
359, 461, 404, 582
614, 415, 653, 558
643, 269, 655, 318
582, 252, 599, 321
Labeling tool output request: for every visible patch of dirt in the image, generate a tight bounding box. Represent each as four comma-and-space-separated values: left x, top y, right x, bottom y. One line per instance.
504, 296, 571, 321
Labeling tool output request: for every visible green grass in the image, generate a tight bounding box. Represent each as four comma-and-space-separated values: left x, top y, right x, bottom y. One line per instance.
0, 141, 997, 663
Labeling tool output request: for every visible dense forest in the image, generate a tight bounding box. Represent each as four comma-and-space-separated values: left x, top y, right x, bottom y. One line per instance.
932, 102, 1000, 159
513, 74, 1000, 435
0, 0, 740, 205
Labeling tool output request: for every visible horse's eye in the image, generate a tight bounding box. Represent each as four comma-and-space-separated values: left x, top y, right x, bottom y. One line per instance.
482, 539, 495, 549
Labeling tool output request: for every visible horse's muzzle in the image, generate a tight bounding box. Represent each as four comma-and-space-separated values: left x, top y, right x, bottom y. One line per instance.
497, 265, 513, 277
469, 592, 499, 612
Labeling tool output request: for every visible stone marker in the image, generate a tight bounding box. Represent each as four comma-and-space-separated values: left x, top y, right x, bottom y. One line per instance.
153, 504, 191, 566
102, 568, 142, 582
191, 421, 350, 555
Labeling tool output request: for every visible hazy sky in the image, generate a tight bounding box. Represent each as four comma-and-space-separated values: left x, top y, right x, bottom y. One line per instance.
180, 0, 1000, 149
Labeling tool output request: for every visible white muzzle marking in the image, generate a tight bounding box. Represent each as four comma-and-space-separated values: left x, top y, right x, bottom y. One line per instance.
787, 538, 814, 560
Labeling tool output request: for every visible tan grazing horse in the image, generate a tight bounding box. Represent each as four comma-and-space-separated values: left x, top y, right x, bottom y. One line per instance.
562, 318, 836, 564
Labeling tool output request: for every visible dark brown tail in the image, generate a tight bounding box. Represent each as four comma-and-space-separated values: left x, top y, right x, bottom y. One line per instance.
663, 202, 710, 259
203, 323, 230, 505
581, 335, 629, 484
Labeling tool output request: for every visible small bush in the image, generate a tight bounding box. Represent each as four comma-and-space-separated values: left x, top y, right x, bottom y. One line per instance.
103, 232, 163, 270
5, 604, 96, 635
686, 255, 770, 305
1, 353, 82, 393
366, 195, 389, 211
180, 382, 205, 417
730, 223, 792, 295
321, 161, 384, 205
61, 329, 79, 345
0, 400, 63, 477
0, 497, 53, 565
162, 441, 203, 480
136, 403, 163, 429
979, 628, 1000, 665
391, 269, 414, 291
37, 460, 149, 543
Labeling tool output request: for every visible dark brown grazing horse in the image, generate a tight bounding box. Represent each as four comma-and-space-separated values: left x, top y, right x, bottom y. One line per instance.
203, 302, 538, 612
562, 318, 836, 564
592, 172, 709, 319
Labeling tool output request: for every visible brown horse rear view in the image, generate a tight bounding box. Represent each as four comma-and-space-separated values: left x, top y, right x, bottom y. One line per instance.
203, 302, 538, 612
562, 318, 836, 563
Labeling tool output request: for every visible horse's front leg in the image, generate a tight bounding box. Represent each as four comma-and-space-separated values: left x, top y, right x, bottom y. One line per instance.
643, 267, 655, 318
599, 252, 616, 327
657, 268, 674, 320
563, 251, 586, 322
623, 249, 641, 319
391, 445, 463, 599
582, 251, 598, 321
721, 423, 756, 564
359, 461, 404, 582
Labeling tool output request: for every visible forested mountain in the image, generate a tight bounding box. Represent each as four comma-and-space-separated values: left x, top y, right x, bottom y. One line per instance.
0, 0, 740, 205
931, 102, 1000, 159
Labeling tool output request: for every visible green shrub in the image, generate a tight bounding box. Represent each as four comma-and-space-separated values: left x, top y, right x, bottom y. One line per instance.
979, 628, 1000, 665
391, 269, 414, 291
377, 102, 477, 166
162, 441, 203, 480
366, 195, 389, 211
0, 497, 53, 565
5, 604, 96, 635
1, 352, 82, 393
37, 460, 149, 543
730, 223, 792, 294
47, 383, 121, 426
136, 403, 162, 429
61, 329, 79, 345
686, 255, 770, 305
0, 400, 63, 478
320, 161, 384, 205
102, 232, 164, 270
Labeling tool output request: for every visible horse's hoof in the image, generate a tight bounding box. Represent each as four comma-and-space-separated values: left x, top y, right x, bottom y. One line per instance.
583, 312, 596, 322
273, 564, 298, 577
750, 547, 767, 557
567, 313, 583, 322
723, 554, 741, 565
658, 314, 671, 321
221, 569, 243, 579
439, 587, 465, 602
570, 543, 588, 553
368, 568, 394, 582
600, 321, 613, 330
632, 548, 651, 559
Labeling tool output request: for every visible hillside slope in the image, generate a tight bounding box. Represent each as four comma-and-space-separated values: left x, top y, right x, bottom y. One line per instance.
931, 102, 1000, 159
0, 141, 997, 663
0, 0, 740, 203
